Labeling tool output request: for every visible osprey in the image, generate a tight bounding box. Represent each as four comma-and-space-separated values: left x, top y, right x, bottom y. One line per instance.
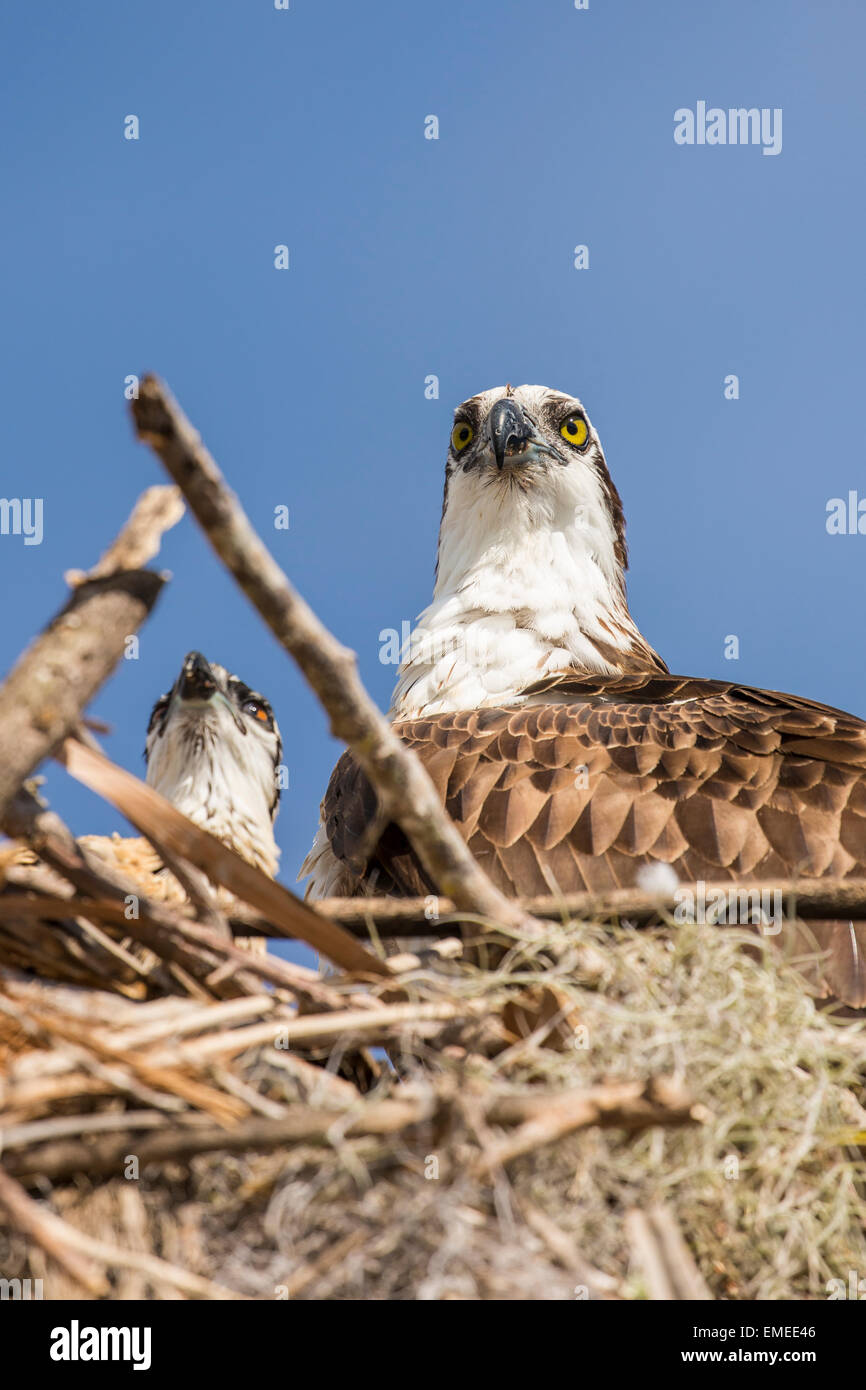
144, 650, 282, 877
79, 651, 282, 928
303, 385, 866, 1008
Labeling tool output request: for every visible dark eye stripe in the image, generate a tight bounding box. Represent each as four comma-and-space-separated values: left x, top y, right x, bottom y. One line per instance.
231, 679, 275, 730
243, 694, 273, 716
146, 694, 170, 734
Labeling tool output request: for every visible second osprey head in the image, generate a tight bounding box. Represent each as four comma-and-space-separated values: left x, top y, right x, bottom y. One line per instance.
144, 651, 282, 876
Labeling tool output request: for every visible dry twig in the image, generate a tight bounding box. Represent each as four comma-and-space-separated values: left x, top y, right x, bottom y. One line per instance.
314, 879, 866, 930
625, 1204, 713, 1301
473, 1079, 706, 1175
0, 1165, 108, 1295
58, 737, 389, 977
3, 1076, 701, 1184
0, 1164, 242, 1299
0, 485, 181, 820
130, 375, 540, 937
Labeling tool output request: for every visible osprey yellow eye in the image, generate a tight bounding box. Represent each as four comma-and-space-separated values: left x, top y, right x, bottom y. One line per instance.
451, 421, 474, 453
560, 414, 588, 447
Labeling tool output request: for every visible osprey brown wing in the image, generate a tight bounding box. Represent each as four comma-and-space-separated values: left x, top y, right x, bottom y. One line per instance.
321, 674, 866, 1005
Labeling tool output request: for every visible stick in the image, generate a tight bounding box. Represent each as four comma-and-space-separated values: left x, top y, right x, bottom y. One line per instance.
1, 1108, 179, 1151
311, 878, 866, 932
280, 1229, 367, 1300
4, 783, 386, 1004
520, 1200, 619, 1298
473, 1079, 706, 1176
0, 485, 182, 821
6, 1099, 431, 1182
0, 1165, 108, 1295
143, 830, 231, 935
5, 1079, 701, 1185
0, 1164, 241, 1300
2, 788, 257, 997
130, 376, 539, 936
16, 1004, 246, 1125
625, 1204, 713, 1301
64, 484, 184, 584
144, 999, 477, 1065
57, 737, 389, 977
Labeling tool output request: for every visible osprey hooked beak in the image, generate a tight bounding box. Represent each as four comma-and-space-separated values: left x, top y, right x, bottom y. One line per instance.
174, 651, 246, 732
177, 650, 218, 701
488, 398, 559, 469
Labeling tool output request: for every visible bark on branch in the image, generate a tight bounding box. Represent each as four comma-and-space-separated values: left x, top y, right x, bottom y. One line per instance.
2, 786, 373, 1000
307, 878, 866, 933
0, 485, 182, 821
130, 376, 539, 936
57, 736, 389, 977
3, 1078, 702, 1185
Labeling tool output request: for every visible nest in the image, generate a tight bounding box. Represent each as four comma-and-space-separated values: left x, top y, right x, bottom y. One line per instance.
2, 908, 864, 1301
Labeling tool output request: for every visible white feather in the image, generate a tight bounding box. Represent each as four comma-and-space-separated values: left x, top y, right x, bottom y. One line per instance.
147, 672, 280, 877
391, 385, 642, 719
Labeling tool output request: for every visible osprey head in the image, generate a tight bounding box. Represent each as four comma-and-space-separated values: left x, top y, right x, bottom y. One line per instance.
144, 652, 282, 876
438, 384, 628, 589
390, 385, 665, 719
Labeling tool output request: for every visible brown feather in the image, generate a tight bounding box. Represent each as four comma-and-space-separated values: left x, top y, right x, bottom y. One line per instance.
319, 672, 866, 1009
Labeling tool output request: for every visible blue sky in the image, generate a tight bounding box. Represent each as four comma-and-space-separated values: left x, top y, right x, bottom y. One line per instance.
1, 1, 864, 965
